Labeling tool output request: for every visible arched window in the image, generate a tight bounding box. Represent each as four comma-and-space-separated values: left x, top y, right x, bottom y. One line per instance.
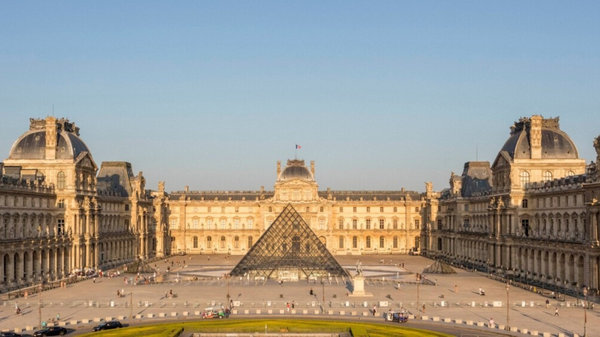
206, 236, 212, 249
193, 236, 198, 248
220, 236, 226, 249
247, 236, 253, 248
352, 236, 358, 248
520, 171, 530, 188
379, 236, 385, 248
338, 237, 344, 249
543, 171, 553, 182
234, 236, 240, 248
366, 236, 371, 248
57, 171, 66, 190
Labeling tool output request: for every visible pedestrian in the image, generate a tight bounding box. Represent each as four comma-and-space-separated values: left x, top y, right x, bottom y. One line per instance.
292, 301, 295, 309
372, 304, 377, 316
286, 302, 290, 312
56, 313, 60, 321
422, 304, 426, 313
545, 299, 550, 309
489, 317, 494, 328
554, 307, 559, 316
93, 277, 96, 283
455, 285, 458, 293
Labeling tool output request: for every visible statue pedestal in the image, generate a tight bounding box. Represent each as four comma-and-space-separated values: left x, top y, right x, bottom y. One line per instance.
348, 274, 373, 297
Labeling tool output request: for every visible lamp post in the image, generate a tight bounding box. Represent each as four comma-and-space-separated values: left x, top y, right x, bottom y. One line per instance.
505, 283, 510, 330
226, 273, 230, 308
38, 282, 42, 329
416, 276, 421, 319
583, 286, 588, 337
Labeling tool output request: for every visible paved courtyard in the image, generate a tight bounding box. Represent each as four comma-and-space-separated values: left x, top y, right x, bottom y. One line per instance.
1, 254, 597, 336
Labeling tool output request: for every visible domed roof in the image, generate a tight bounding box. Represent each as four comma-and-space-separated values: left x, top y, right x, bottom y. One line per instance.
8, 118, 90, 160
498, 116, 579, 160
278, 159, 314, 181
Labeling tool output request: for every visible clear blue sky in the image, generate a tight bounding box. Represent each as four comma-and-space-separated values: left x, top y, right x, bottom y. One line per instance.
1, 1, 599, 192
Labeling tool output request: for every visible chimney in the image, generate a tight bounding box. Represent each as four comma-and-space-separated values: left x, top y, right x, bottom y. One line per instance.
311, 161, 315, 177
277, 161, 281, 176
45, 116, 57, 159
530, 115, 542, 159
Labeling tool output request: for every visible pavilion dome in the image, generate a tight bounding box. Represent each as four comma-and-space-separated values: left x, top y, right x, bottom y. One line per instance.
8, 118, 91, 160
278, 159, 314, 181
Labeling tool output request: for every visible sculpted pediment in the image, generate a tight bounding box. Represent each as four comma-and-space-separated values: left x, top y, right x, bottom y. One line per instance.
75, 152, 98, 170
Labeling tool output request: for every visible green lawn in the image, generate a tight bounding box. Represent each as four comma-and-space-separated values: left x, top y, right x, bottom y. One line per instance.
79, 319, 452, 337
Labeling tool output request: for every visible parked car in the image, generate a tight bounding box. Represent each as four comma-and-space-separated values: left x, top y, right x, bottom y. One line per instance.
385, 312, 408, 323
201, 307, 226, 319
93, 320, 123, 331
33, 326, 67, 336
1, 332, 23, 337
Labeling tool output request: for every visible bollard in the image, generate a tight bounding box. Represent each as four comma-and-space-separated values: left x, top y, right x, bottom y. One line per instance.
93, 318, 101, 322
340, 311, 345, 315
147, 313, 154, 318
466, 320, 473, 325
171, 312, 177, 317
267, 309, 273, 314
256, 309, 261, 314
244, 310, 249, 314
432, 317, 439, 322
454, 319, 462, 324
530, 331, 538, 336
69, 320, 78, 326
421, 315, 429, 320
476, 322, 484, 327
443, 318, 451, 323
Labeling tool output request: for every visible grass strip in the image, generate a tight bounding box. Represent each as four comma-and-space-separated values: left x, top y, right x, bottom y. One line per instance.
79, 319, 451, 337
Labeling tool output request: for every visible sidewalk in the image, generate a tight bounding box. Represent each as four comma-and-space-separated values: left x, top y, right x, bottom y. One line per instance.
0, 255, 596, 337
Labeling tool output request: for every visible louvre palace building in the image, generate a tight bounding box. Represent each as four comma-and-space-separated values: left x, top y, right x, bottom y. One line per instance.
1, 115, 600, 296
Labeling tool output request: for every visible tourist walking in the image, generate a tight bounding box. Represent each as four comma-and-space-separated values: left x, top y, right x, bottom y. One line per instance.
554, 307, 559, 316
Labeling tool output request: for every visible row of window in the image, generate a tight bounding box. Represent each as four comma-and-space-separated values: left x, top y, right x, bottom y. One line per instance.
339, 236, 420, 249
187, 235, 254, 249
519, 170, 575, 188
185, 206, 421, 214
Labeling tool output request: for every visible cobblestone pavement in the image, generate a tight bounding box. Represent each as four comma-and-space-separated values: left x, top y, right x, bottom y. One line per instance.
1, 255, 597, 337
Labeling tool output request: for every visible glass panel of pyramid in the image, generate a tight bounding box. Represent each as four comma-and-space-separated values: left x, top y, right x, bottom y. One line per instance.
230, 204, 349, 279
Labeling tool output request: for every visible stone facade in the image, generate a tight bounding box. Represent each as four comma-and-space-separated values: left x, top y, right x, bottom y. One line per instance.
167, 159, 424, 257
0, 117, 164, 292
426, 115, 600, 296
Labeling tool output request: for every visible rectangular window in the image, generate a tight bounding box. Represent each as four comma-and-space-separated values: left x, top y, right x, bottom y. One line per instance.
234, 219, 240, 229
393, 219, 398, 229
339, 207, 343, 212
207, 219, 213, 228
415, 220, 420, 229
522, 199, 528, 208
192, 219, 199, 229
352, 219, 357, 229
338, 219, 343, 230
366, 219, 371, 229
125, 204, 130, 211
57, 199, 65, 208
220, 219, 226, 229
353, 207, 357, 213
464, 204, 469, 211
170, 219, 177, 229
437, 219, 442, 230
248, 219, 253, 229
366, 207, 370, 213
379, 219, 385, 229
393, 207, 397, 212
57, 219, 64, 235
320, 206, 324, 212
380, 207, 384, 212
208, 207, 211, 213
522, 219, 530, 237
235, 207, 239, 213
319, 219, 325, 230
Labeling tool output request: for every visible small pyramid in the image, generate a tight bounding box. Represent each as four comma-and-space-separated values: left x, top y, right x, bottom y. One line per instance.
230, 204, 349, 279
422, 260, 457, 274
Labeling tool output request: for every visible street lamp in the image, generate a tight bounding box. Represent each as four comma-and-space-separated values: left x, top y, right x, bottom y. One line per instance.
226, 273, 231, 308
583, 286, 588, 337
416, 275, 421, 319
505, 283, 510, 331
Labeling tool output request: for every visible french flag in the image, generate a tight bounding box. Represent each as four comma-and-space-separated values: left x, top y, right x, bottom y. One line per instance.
296, 144, 301, 149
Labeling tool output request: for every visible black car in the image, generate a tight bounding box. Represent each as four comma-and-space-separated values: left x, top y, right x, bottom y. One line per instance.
33, 326, 67, 336
92, 320, 123, 331
1, 333, 23, 337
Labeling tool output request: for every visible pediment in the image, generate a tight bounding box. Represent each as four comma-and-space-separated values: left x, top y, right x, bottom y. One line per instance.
75, 152, 98, 170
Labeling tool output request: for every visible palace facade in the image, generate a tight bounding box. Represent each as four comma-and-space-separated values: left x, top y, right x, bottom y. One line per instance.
0, 117, 168, 291
425, 115, 600, 295
2, 115, 600, 294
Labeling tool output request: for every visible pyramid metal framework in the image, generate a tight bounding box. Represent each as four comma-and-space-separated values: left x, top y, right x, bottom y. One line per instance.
230, 204, 350, 279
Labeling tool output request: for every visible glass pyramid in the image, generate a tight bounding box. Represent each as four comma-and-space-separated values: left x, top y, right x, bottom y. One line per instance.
230, 204, 349, 280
